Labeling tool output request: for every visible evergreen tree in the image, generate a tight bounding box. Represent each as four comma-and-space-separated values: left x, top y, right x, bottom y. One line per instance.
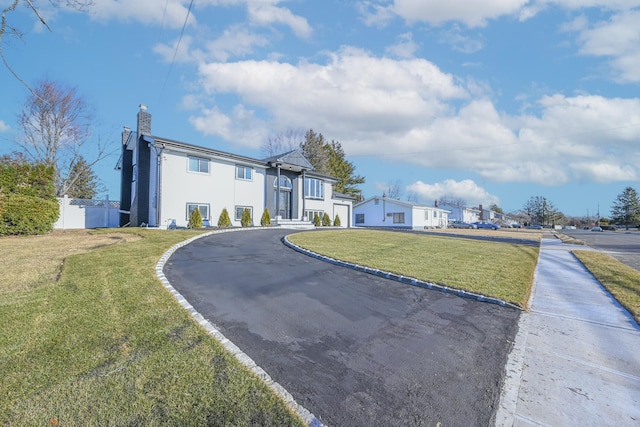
322, 212, 331, 226
217, 208, 231, 228
241, 208, 252, 227
326, 140, 365, 198
188, 207, 203, 229
65, 156, 99, 198
313, 212, 321, 226
333, 214, 341, 227
300, 129, 329, 174
260, 208, 271, 226
611, 187, 640, 229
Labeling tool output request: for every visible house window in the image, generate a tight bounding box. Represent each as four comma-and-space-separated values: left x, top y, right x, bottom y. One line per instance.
274, 176, 292, 189
304, 177, 324, 199
355, 213, 365, 224
305, 210, 323, 222
188, 157, 209, 174
235, 206, 253, 221
425, 210, 429, 220
393, 212, 405, 224
187, 203, 210, 220
236, 165, 252, 180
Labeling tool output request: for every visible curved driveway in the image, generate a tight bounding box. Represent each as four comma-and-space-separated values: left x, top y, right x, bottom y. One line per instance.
163, 229, 520, 426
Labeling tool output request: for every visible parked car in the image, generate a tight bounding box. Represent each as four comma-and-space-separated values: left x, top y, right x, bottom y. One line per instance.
591, 226, 603, 232
449, 221, 477, 229
473, 221, 501, 230
527, 225, 543, 230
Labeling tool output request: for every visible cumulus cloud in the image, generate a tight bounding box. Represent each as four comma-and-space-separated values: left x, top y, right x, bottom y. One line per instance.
572, 10, 640, 82
0, 120, 10, 133
385, 32, 419, 58
406, 179, 500, 207
185, 45, 640, 187
88, 0, 195, 28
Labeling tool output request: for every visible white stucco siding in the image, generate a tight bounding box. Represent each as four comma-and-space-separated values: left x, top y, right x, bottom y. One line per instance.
158, 150, 265, 227
353, 199, 413, 228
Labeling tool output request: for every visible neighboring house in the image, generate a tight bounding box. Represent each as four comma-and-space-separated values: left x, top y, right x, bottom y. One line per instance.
117, 105, 352, 228
353, 196, 450, 230
438, 203, 481, 224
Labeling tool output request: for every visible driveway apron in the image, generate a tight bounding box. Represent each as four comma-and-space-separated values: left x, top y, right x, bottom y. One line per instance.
163, 229, 520, 427
496, 238, 640, 426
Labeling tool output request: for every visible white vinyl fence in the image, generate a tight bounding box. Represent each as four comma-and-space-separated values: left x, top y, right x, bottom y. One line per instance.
54, 195, 120, 229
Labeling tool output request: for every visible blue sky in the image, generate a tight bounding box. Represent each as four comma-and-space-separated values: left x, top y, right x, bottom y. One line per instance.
1, 0, 639, 218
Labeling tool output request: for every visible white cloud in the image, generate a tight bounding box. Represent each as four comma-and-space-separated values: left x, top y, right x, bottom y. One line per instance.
186, 46, 640, 187
247, 1, 312, 38
406, 179, 500, 207
88, 0, 196, 28
437, 24, 485, 53
0, 120, 9, 133
385, 32, 419, 58
572, 10, 640, 82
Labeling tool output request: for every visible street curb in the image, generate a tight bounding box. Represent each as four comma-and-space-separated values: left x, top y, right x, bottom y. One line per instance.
155, 227, 325, 427
282, 235, 522, 311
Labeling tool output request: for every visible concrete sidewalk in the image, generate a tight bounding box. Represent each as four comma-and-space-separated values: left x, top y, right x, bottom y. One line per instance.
496, 237, 640, 426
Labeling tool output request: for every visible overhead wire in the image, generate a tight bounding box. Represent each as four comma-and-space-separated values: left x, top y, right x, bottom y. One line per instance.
158, 0, 196, 105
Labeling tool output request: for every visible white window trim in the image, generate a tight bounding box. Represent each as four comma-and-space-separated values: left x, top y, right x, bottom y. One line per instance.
188, 156, 210, 174
235, 205, 253, 221
236, 165, 253, 181
305, 177, 324, 200
186, 203, 210, 220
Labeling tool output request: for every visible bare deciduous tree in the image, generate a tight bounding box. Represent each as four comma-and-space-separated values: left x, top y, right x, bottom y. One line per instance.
16, 79, 110, 196
1, 1, 92, 93
261, 128, 305, 158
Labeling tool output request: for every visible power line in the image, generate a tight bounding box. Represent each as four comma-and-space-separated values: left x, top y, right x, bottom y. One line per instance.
158, 0, 195, 104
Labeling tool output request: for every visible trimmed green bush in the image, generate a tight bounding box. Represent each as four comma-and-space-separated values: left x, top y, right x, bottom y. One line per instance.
0, 194, 59, 236
260, 208, 271, 226
333, 214, 341, 227
217, 208, 231, 228
241, 208, 252, 227
322, 212, 331, 226
0, 156, 58, 236
313, 213, 321, 226
188, 207, 203, 229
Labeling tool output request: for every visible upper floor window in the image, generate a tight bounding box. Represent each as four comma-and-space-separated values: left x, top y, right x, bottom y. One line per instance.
236, 165, 253, 180
188, 157, 209, 174
274, 176, 292, 189
305, 177, 324, 199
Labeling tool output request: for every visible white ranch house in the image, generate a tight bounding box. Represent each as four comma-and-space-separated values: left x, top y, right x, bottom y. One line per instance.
117, 105, 353, 228
353, 197, 450, 230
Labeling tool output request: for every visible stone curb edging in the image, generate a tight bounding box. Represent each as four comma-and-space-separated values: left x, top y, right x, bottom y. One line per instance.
282, 235, 522, 311
155, 227, 325, 427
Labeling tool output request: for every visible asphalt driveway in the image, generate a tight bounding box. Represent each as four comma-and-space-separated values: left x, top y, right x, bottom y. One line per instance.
163, 229, 520, 426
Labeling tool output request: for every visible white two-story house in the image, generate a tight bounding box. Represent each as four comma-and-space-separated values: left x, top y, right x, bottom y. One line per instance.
117, 105, 353, 228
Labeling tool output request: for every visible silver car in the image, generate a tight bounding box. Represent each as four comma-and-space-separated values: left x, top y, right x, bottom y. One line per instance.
449, 221, 477, 229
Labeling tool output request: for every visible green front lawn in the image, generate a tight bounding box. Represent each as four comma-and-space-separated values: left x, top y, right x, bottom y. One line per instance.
0, 229, 304, 426
288, 229, 539, 308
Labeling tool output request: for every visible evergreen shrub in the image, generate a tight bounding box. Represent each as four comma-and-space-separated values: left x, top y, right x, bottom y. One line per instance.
260, 208, 271, 226
322, 212, 331, 226
241, 208, 252, 227
218, 208, 232, 228
188, 207, 203, 229
313, 213, 321, 226
333, 214, 341, 227
0, 194, 59, 236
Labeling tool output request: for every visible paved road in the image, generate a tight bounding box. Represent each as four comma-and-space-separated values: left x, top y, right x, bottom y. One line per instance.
163, 229, 520, 427
561, 229, 640, 271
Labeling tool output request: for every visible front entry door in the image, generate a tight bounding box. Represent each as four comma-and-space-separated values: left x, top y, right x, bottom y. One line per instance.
277, 190, 291, 219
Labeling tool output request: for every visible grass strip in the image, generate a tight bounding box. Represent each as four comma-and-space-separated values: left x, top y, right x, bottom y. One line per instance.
573, 250, 640, 323
288, 229, 539, 308
0, 229, 304, 427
